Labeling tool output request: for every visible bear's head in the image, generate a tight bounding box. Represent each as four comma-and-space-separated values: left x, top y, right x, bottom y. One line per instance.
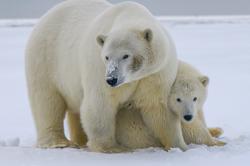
168, 75, 209, 123
96, 28, 169, 87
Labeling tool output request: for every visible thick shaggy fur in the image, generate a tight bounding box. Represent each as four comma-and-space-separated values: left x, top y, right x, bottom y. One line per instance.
26, 0, 187, 152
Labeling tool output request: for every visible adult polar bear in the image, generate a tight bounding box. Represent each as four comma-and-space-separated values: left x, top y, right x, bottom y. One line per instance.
26, 0, 187, 152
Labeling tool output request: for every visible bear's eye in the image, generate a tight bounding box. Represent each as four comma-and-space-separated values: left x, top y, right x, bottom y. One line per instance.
193, 97, 197, 102
105, 56, 109, 61
176, 98, 182, 102
122, 54, 129, 60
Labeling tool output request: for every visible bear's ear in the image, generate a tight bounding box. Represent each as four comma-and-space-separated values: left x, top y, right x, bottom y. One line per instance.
96, 34, 107, 46
199, 76, 209, 87
142, 28, 153, 42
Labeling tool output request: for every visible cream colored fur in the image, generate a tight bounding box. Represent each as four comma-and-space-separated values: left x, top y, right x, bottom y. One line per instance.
116, 61, 225, 149
26, 0, 187, 152
69, 61, 225, 150
67, 112, 87, 147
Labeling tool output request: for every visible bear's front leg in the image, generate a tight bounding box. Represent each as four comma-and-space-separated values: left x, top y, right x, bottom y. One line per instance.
80, 97, 128, 153
140, 103, 188, 151
30, 89, 79, 149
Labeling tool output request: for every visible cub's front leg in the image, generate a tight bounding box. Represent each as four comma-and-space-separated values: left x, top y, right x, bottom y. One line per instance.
80, 93, 127, 153
182, 115, 226, 147
139, 103, 188, 151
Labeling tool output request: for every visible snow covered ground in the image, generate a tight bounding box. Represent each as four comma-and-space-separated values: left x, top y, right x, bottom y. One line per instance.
0, 17, 250, 165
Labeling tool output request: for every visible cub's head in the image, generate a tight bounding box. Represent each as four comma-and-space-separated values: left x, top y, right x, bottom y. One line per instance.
96, 28, 168, 87
168, 75, 209, 123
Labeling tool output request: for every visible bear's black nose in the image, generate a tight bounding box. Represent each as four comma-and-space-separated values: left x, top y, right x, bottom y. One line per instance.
106, 77, 118, 87
184, 115, 193, 121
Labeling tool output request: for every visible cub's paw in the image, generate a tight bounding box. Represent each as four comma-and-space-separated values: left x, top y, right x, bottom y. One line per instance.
209, 127, 224, 138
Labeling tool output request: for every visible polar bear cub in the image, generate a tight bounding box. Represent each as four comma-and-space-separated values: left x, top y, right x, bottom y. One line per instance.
116, 61, 225, 149
168, 62, 225, 146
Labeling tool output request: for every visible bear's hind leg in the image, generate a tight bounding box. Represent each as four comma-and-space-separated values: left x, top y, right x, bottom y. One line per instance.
67, 111, 87, 147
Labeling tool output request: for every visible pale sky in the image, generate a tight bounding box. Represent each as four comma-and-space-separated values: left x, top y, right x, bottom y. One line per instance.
0, 0, 249, 18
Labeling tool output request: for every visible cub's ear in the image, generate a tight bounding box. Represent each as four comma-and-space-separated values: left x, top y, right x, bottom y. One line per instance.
199, 76, 209, 87
96, 34, 107, 46
142, 28, 153, 42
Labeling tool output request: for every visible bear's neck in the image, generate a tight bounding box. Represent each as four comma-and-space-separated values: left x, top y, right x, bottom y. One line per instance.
136, 53, 178, 102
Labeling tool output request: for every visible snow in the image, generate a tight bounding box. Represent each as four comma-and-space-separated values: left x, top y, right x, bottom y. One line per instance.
0, 16, 250, 165
0, 138, 20, 147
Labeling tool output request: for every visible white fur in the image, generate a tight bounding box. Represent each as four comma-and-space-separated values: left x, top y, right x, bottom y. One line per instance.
26, 0, 187, 152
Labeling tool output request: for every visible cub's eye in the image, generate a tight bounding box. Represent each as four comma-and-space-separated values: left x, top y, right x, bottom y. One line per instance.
176, 98, 182, 102
122, 54, 129, 60
193, 97, 197, 102
105, 56, 109, 61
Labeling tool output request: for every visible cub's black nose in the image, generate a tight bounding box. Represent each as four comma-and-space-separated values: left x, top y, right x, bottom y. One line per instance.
184, 115, 193, 121
106, 77, 118, 87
